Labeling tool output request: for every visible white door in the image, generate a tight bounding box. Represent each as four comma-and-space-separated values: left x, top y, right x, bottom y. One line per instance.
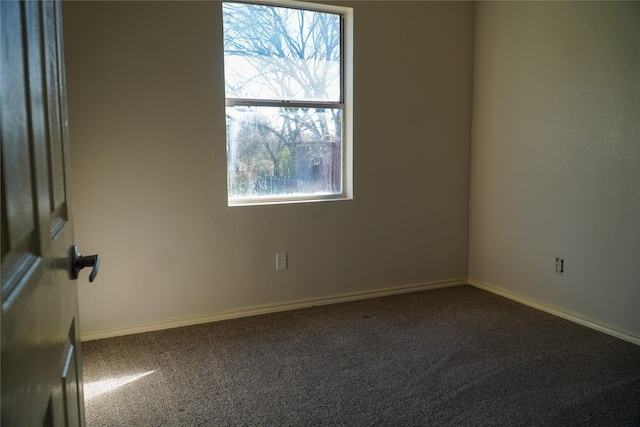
1, 1, 97, 425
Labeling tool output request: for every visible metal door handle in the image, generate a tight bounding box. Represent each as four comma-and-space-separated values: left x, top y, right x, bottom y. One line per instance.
70, 245, 100, 282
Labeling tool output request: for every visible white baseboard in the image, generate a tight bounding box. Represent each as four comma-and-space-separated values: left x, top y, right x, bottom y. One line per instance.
80, 278, 467, 342
468, 278, 640, 346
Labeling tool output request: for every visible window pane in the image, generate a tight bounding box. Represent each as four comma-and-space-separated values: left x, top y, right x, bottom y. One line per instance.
223, 3, 341, 102
226, 106, 343, 199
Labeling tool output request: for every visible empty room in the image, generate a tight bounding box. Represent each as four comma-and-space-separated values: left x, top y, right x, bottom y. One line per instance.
1, 0, 638, 425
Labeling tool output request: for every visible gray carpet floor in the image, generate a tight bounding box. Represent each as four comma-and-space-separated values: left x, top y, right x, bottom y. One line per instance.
82, 285, 640, 426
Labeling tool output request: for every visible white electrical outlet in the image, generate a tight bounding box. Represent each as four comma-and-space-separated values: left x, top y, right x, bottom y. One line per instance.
555, 257, 564, 274
276, 252, 287, 270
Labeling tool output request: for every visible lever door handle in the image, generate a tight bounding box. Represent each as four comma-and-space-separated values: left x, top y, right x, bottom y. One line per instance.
70, 245, 100, 282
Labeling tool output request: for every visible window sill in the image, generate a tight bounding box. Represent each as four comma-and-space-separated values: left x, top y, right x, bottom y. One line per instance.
228, 193, 352, 207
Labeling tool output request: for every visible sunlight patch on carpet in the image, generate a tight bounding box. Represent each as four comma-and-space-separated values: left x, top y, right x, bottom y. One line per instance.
84, 371, 156, 400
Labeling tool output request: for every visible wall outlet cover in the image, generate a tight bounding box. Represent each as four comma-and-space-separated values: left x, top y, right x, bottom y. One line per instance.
276, 252, 287, 270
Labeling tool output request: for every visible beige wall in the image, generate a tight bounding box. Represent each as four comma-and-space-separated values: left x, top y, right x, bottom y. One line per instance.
63, 1, 475, 335
469, 2, 640, 336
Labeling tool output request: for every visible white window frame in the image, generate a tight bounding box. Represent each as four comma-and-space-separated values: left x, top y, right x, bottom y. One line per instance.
223, 0, 353, 206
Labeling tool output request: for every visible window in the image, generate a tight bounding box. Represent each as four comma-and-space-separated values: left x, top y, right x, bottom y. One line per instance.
223, 0, 352, 205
